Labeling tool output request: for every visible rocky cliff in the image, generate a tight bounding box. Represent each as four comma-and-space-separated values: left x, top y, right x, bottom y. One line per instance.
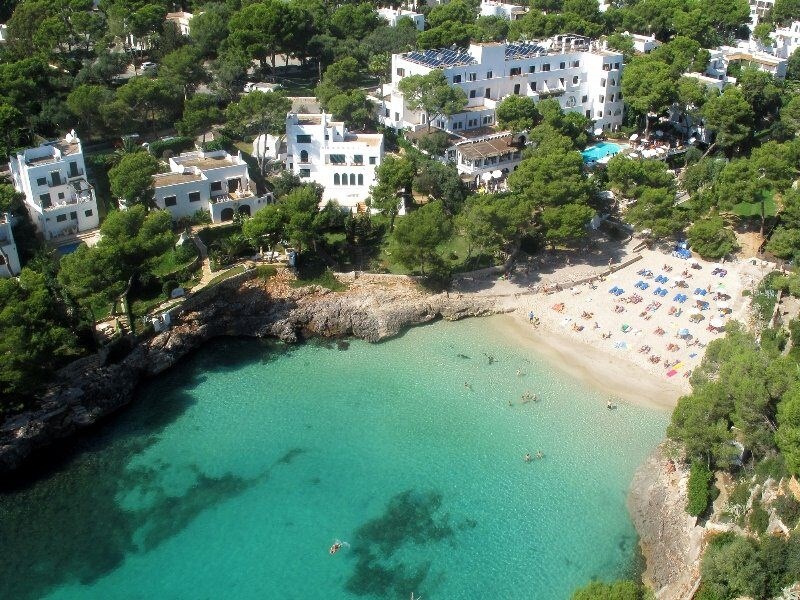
0, 271, 503, 475
628, 443, 706, 599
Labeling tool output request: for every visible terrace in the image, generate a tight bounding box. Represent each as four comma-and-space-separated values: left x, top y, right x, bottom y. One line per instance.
153, 171, 203, 188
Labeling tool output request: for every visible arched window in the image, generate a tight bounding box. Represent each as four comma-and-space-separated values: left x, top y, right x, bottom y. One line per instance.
357, 174, 363, 186
349, 173, 356, 185
334, 173, 340, 185
300, 150, 308, 163
341, 172, 348, 184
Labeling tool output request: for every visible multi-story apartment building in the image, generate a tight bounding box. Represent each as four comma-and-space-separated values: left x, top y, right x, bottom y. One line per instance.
9, 131, 99, 242
749, 0, 774, 27
383, 35, 625, 135
0, 213, 21, 277
285, 112, 384, 210
772, 21, 800, 58
152, 150, 273, 223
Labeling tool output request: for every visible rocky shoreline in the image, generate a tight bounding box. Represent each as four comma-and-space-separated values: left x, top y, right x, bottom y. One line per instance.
0, 271, 504, 475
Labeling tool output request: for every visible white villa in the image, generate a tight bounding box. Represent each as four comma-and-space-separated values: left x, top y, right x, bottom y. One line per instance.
9, 131, 100, 243
378, 7, 425, 30
772, 21, 800, 58
0, 213, 21, 277
749, 0, 774, 27
165, 11, 193, 36
628, 32, 661, 54
152, 150, 273, 223
383, 35, 625, 135
706, 43, 788, 81
479, 0, 528, 21
285, 112, 384, 210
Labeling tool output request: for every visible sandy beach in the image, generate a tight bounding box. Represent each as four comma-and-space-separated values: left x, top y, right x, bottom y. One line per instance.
455, 239, 770, 410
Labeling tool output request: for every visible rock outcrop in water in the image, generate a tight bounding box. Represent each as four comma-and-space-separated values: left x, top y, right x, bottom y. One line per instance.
0, 271, 504, 475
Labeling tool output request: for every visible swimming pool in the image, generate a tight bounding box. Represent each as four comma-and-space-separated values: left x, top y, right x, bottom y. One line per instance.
582, 142, 621, 163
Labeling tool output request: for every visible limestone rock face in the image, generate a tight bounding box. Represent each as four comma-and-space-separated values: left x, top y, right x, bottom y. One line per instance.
628, 443, 705, 599
0, 273, 503, 474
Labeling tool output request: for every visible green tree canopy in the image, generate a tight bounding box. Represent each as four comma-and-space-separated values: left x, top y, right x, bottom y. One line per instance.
398, 70, 467, 131
108, 151, 159, 208
225, 90, 292, 138
686, 215, 739, 260
495, 96, 542, 132
702, 86, 754, 154
391, 201, 453, 275
508, 145, 591, 209
625, 187, 685, 240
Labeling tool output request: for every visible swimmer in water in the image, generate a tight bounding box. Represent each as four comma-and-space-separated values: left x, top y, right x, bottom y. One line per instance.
536, 450, 543, 459
329, 540, 350, 555
516, 369, 523, 377
464, 381, 471, 389
524, 453, 532, 462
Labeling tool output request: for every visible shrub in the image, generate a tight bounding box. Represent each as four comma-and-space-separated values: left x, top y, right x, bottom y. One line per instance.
774, 493, 800, 529
749, 498, 770, 534
687, 462, 715, 517
255, 265, 277, 280
571, 580, 642, 600
162, 279, 179, 296
147, 136, 194, 158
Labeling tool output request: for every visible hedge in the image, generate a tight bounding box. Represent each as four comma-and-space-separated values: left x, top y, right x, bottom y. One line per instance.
148, 136, 194, 159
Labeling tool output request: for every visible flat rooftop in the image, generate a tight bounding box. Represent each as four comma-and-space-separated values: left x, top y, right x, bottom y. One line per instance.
153, 172, 202, 187
455, 134, 518, 160
402, 48, 477, 68
175, 156, 238, 170
344, 134, 382, 147
297, 115, 322, 125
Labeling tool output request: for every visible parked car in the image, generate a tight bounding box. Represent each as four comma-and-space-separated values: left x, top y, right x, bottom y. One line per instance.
140, 61, 157, 73
243, 82, 282, 93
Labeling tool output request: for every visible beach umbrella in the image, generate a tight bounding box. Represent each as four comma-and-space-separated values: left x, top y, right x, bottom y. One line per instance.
594, 128, 603, 136
628, 152, 639, 158
481, 172, 492, 182
492, 169, 503, 179
710, 317, 725, 328
629, 133, 639, 141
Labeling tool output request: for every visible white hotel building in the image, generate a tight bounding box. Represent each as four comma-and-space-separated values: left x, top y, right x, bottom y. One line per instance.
9, 131, 100, 243
383, 35, 625, 134
152, 150, 273, 223
0, 213, 21, 277
285, 112, 384, 210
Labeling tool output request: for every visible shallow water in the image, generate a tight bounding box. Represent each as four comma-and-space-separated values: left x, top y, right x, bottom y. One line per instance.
0, 317, 668, 599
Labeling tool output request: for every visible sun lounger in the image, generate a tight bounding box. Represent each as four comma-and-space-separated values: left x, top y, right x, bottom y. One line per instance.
659, 288, 668, 297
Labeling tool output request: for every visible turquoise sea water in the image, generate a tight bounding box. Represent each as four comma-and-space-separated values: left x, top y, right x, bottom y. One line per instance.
0, 317, 668, 600
581, 142, 621, 162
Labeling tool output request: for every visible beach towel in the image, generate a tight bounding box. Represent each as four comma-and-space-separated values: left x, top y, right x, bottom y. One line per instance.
667, 370, 678, 377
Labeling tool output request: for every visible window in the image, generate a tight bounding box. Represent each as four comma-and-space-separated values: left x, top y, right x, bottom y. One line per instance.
542, 63, 550, 72
582, 95, 588, 103
615, 62, 620, 69
396, 68, 405, 76
572, 75, 579, 84
514, 83, 520, 95
70, 211, 77, 220
36, 177, 46, 186
529, 65, 536, 73
603, 64, 611, 71
369, 156, 377, 165
188, 191, 201, 203
572, 60, 580, 67
69, 161, 80, 178
353, 155, 363, 165
482, 115, 493, 124
530, 82, 537, 91
453, 75, 462, 83
597, 110, 603, 117
300, 150, 309, 163
566, 96, 576, 107
469, 72, 477, 81
468, 118, 478, 127
510, 67, 521, 76
164, 195, 177, 207
39, 193, 51, 208
299, 168, 311, 178
394, 112, 400, 121
329, 154, 345, 164
559, 61, 565, 69
56, 214, 67, 222
600, 78, 606, 87
485, 87, 491, 98
357, 174, 363, 186
58, 192, 65, 200
50, 171, 62, 186
486, 70, 493, 79
610, 78, 616, 86
610, 94, 615, 102
296, 134, 311, 143
334, 173, 340, 185
559, 77, 564, 86
211, 181, 223, 192
599, 95, 605, 102
385, 108, 389, 117
469, 89, 476, 98
586, 110, 591, 118
453, 121, 463, 130
85, 209, 93, 217
349, 174, 356, 185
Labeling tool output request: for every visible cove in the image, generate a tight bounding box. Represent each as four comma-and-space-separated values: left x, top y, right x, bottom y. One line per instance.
0, 317, 668, 599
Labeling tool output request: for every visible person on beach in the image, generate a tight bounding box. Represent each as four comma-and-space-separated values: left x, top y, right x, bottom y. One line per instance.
529, 311, 534, 322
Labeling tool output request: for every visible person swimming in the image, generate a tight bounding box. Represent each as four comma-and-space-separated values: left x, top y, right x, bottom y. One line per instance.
536, 450, 543, 459
524, 453, 532, 462
329, 540, 350, 555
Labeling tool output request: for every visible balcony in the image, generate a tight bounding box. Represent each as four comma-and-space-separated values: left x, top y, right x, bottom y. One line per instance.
538, 89, 565, 99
